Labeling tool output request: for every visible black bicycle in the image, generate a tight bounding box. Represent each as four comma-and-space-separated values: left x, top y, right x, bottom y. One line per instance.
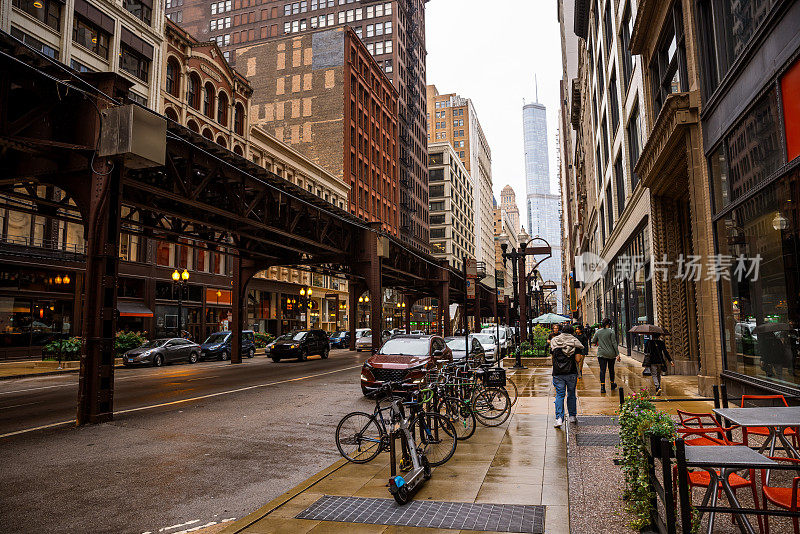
335, 381, 458, 467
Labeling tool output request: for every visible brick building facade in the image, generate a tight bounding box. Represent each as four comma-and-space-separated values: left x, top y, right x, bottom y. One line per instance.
235, 26, 399, 236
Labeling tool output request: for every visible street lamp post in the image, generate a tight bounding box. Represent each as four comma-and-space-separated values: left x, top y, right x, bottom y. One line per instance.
171, 268, 189, 337
358, 294, 369, 328
300, 287, 312, 329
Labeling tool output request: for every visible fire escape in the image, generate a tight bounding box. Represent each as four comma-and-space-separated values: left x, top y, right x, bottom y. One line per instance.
398, 0, 420, 239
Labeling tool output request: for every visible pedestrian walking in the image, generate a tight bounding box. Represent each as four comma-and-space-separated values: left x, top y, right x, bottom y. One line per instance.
643, 333, 673, 395
550, 324, 584, 427
545, 323, 560, 357
574, 325, 589, 378
591, 318, 620, 394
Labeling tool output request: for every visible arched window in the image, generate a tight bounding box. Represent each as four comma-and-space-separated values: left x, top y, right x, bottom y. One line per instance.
166, 58, 180, 97
233, 144, 244, 156
187, 119, 200, 133
165, 107, 179, 121
188, 73, 201, 110
234, 102, 245, 135
216, 136, 227, 148
202, 128, 213, 140
204, 83, 215, 117
217, 91, 229, 126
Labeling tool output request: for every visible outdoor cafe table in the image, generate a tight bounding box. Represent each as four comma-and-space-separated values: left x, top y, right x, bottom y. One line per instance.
683, 445, 776, 534
713, 407, 800, 458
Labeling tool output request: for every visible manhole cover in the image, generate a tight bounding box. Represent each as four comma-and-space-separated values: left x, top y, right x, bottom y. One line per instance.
576, 416, 618, 426
575, 433, 620, 446
297, 495, 546, 533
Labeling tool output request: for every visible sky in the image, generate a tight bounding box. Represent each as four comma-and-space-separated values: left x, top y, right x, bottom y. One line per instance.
425, 0, 563, 225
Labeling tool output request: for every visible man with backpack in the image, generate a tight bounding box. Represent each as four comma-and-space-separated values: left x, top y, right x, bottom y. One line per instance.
550, 324, 584, 428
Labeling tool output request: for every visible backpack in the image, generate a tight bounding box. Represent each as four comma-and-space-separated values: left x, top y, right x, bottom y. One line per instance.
552, 347, 576, 375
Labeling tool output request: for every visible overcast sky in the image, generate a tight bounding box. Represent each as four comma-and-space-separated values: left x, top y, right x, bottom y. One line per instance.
425, 0, 563, 227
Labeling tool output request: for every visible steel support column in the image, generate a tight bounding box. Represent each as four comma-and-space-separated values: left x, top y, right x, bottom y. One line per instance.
474, 283, 482, 333
348, 282, 361, 351
230, 258, 258, 364
77, 160, 122, 425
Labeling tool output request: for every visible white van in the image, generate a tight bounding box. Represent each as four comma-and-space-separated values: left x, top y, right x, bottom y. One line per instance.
482, 326, 510, 356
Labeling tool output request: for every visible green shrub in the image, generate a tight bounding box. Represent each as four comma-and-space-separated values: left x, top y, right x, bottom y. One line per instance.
617, 389, 676, 531
254, 332, 274, 348
43, 336, 83, 361
115, 331, 146, 355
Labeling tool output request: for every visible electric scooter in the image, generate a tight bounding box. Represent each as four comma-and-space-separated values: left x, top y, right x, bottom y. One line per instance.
387, 397, 431, 504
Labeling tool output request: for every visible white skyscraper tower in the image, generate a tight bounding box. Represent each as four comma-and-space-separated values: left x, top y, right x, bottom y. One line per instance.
523, 101, 563, 313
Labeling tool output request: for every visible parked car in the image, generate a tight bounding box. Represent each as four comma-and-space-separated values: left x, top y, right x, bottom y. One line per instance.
123, 338, 202, 367
360, 334, 452, 396
199, 330, 256, 361
470, 333, 498, 362
329, 331, 351, 348
410, 330, 425, 335
482, 326, 510, 357
269, 330, 330, 362
444, 336, 486, 362
354, 328, 391, 352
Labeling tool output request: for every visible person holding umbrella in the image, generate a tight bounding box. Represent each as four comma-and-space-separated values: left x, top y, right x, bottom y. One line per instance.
631, 324, 673, 395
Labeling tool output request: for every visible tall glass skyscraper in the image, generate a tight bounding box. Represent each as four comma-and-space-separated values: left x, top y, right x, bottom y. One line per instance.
523, 102, 563, 313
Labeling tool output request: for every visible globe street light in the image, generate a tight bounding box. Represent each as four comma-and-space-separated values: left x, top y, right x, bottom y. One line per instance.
172, 269, 190, 338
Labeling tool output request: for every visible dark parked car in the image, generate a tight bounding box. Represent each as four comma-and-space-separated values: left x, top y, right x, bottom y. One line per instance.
123, 338, 202, 367
329, 331, 351, 349
445, 336, 486, 362
199, 330, 256, 361
360, 334, 452, 396
269, 330, 330, 362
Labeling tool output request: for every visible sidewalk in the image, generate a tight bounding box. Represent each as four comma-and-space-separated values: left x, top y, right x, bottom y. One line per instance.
0, 358, 123, 380
217, 351, 710, 534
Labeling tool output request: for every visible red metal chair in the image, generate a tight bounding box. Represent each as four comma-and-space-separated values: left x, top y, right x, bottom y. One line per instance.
676, 409, 743, 446
761, 456, 800, 534
740, 395, 798, 450
674, 428, 762, 533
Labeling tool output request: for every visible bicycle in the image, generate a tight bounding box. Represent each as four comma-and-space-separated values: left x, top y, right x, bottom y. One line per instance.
439, 360, 512, 427
335, 381, 458, 467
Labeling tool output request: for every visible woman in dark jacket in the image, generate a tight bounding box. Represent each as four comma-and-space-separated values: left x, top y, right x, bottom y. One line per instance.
574, 325, 589, 378
643, 333, 673, 395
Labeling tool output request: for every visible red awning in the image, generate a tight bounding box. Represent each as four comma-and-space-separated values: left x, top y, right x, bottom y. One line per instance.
118, 302, 154, 318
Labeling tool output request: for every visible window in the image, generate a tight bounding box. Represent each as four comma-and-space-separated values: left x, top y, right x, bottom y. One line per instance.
123, 0, 151, 25
11, 28, 58, 59
217, 91, 228, 125
600, 115, 609, 166
72, 16, 110, 59
596, 145, 603, 190
627, 103, 641, 190
166, 11, 182, 22
609, 71, 619, 134
602, 0, 612, 57
650, 2, 688, 114
600, 205, 606, 245
166, 0, 184, 7
203, 83, 215, 117
234, 103, 245, 135
70, 59, 92, 73
697, 0, 776, 96
430, 201, 445, 212
12, 0, 61, 30
128, 91, 147, 106
188, 73, 201, 109
366, 24, 373, 37
614, 156, 625, 214
385, 40, 392, 54
620, 3, 633, 91
120, 45, 149, 82
606, 184, 614, 232
166, 57, 180, 97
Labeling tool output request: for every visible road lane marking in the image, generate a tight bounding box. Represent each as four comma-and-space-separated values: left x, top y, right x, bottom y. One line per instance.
185, 375, 220, 382
0, 365, 361, 439
159, 519, 200, 532
0, 401, 40, 410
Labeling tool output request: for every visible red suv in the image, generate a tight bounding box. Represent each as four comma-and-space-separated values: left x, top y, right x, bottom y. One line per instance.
360, 334, 452, 396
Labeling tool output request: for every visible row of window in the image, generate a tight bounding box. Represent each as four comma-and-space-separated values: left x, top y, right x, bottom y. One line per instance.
210, 17, 232, 31
211, 0, 233, 15
293, 1, 393, 18
364, 40, 392, 56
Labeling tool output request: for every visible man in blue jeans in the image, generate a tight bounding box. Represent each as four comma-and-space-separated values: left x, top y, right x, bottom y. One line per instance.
550, 324, 584, 427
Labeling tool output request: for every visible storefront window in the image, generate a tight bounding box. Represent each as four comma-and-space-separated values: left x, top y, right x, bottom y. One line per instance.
716, 167, 800, 388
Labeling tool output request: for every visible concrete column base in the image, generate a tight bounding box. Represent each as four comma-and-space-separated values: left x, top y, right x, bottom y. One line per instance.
697, 375, 719, 397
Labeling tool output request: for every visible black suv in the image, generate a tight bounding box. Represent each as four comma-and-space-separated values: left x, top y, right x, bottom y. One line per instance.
269, 330, 330, 362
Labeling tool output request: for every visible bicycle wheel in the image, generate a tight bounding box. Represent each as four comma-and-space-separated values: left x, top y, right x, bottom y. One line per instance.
504, 377, 519, 407
437, 396, 476, 441
335, 412, 383, 463
413, 411, 457, 466
472, 387, 511, 427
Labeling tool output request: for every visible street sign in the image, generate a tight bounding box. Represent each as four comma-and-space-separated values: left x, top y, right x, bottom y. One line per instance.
466, 258, 477, 278
466, 278, 475, 299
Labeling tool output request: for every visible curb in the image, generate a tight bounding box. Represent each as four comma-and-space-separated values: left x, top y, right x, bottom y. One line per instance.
219, 458, 349, 533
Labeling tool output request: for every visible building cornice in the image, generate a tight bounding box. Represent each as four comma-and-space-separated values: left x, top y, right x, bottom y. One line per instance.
630, 0, 663, 57
633, 91, 699, 193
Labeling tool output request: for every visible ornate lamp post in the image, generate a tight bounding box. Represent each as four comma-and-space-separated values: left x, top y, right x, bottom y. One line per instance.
300, 286, 312, 328
358, 294, 369, 328
171, 268, 189, 337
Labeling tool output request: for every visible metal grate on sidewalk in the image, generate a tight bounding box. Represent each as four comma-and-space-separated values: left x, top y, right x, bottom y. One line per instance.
296, 495, 546, 533
575, 433, 620, 446
576, 416, 618, 426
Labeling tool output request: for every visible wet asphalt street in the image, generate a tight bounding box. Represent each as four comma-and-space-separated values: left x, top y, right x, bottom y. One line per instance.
0, 349, 372, 534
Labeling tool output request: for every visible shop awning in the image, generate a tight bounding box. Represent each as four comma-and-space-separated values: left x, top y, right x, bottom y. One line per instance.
117, 302, 154, 318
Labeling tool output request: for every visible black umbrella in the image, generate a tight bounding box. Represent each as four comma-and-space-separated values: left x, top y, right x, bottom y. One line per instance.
628, 324, 669, 335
